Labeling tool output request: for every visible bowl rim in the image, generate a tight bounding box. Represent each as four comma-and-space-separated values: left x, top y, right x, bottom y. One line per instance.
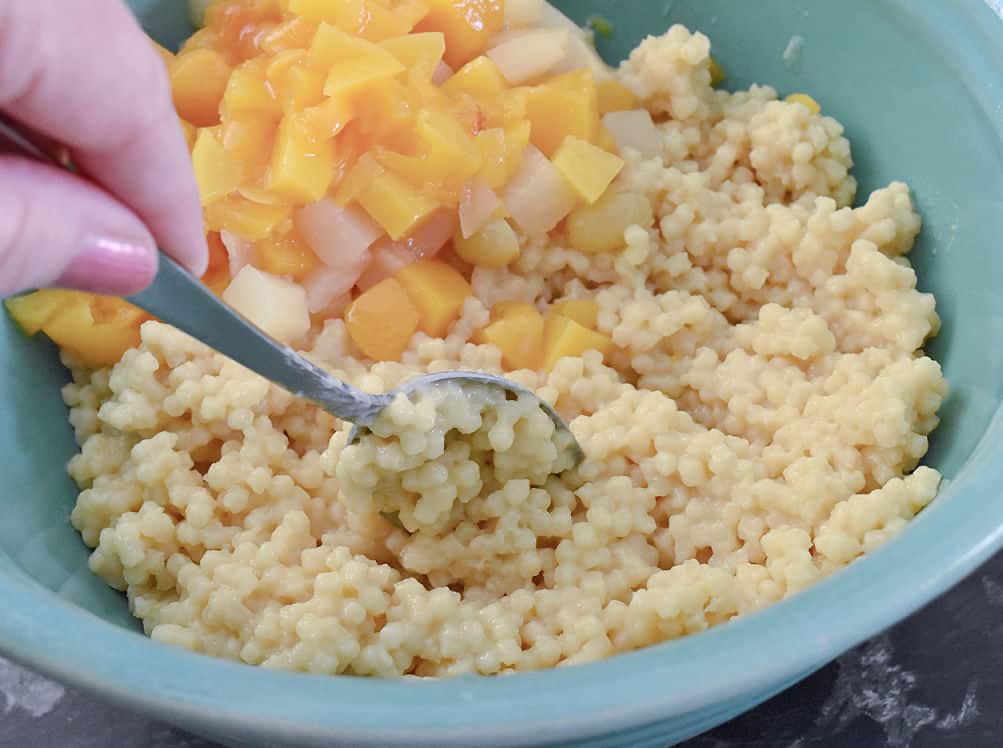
3, 1, 1003, 745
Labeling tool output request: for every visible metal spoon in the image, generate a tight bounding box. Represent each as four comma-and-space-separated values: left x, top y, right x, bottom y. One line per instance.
0, 115, 584, 463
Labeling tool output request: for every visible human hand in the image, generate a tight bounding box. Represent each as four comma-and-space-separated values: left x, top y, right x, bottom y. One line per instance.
0, 0, 208, 298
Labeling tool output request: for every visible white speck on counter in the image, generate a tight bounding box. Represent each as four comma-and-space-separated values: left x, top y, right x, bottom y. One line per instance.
815, 635, 979, 747
783, 35, 804, 72
0, 657, 64, 718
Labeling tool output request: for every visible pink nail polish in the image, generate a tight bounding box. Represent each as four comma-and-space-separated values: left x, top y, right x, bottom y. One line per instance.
56, 237, 157, 295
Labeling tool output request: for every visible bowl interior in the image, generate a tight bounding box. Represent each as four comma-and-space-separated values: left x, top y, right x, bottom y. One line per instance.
1, 0, 1003, 743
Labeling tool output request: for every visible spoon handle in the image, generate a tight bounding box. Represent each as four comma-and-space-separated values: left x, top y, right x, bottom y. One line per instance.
129, 254, 388, 425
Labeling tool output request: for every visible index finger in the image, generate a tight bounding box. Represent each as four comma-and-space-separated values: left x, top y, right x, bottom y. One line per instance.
0, 0, 208, 276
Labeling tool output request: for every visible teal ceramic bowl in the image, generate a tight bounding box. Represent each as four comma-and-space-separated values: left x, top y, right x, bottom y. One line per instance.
2, 1, 1003, 745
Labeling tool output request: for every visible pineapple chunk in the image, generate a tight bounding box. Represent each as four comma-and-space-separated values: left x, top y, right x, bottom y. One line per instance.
223, 265, 311, 344
381, 33, 446, 78
566, 189, 653, 254
5, 290, 77, 336
268, 112, 336, 202
786, 93, 821, 114
597, 78, 638, 115
205, 195, 292, 241
192, 128, 245, 205
525, 68, 599, 156
395, 259, 472, 337
541, 314, 611, 371
477, 303, 544, 371
550, 298, 599, 330
442, 55, 507, 100
170, 48, 233, 127
551, 136, 624, 204
357, 170, 440, 240
345, 277, 420, 360
454, 219, 519, 268
415, 0, 505, 69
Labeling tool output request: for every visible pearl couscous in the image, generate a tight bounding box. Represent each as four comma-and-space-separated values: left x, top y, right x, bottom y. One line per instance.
26, 6, 947, 677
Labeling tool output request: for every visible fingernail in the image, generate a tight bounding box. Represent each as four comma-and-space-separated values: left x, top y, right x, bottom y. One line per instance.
56, 236, 157, 295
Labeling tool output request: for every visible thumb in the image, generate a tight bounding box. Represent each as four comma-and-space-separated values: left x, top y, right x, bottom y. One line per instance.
0, 155, 158, 297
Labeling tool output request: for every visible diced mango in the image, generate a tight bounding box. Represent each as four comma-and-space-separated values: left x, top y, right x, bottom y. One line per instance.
253, 231, 321, 280
394, 259, 472, 337
192, 128, 246, 204
268, 112, 336, 202
205, 194, 292, 240
525, 69, 599, 156
597, 79, 638, 115
345, 277, 420, 360
4, 290, 78, 336
566, 189, 653, 254
786, 93, 821, 114
357, 169, 440, 240
170, 48, 233, 127
351, 78, 417, 146
442, 55, 507, 100
412, 108, 482, 185
309, 22, 404, 71
477, 304, 544, 371
550, 299, 599, 330
551, 136, 624, 204
221, 59, 279, 118
454, 218, 519, 268
380, 32, 446, 78
541, 314, 611, 371
415, 0, 504, 69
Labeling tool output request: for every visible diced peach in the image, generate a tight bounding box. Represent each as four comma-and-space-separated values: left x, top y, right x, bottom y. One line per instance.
299, 97, 355, 138
260, 16, 319, 53
221, 115, 279, 181
293, 0, 426, 41
4, 290, 78, 336
442, 55, 507, 100
254, 230, 322, 280
541, 314, 611, 371
266, 51, 326, 111
380, 32, 446, 78
345, 277, 420, 360
477, 303, 544, 370
170, 48, 233, 127
334, 153, 386, 205
490, 301, 538, 321
205, 194, 292, 240
525, 68, 599, 156
415, 0, 504, 69
551, 136, 624, 204
357, 169, 440, 240
412, 108, 482, 184
324, 56, 407, 99
192, 128, 246, 204
268, 112, 336, 202
221, 59, 279, 117
394, 258, 472, 337
550, 298, 599, 330
43, 298, 146, 369
597, 78, 638, 115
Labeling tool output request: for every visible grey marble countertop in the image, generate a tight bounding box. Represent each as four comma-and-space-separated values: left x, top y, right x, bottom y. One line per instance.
2, 549, 1002, 748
